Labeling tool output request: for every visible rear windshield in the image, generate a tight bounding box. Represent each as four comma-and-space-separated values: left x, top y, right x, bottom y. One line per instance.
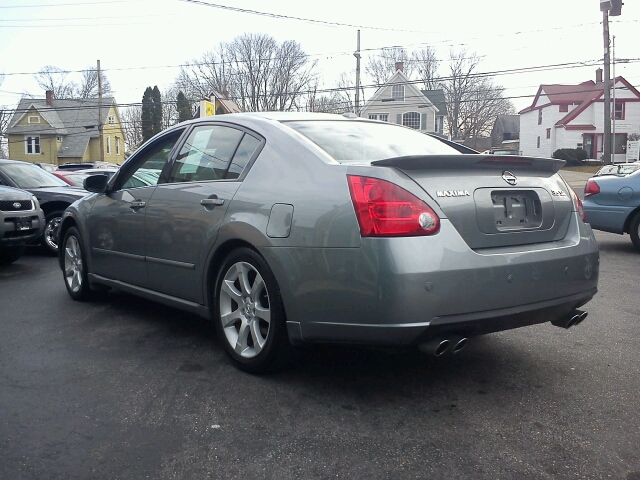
285, 120, 460, 164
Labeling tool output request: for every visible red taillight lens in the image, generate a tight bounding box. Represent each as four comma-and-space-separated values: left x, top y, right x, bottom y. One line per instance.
347, 175, 440, 237
569, 188, 586, 222
584, 179, 600, 197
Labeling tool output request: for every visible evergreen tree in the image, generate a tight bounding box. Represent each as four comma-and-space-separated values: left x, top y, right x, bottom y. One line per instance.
141, 87, 154, 142
151, 86, 162, 135
176, 91, 192, 123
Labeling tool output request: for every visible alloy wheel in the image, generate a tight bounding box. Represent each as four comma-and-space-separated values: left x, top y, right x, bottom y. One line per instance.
219, 261, 271, 358
44, 216, 62, 252
64, 235, 83, 293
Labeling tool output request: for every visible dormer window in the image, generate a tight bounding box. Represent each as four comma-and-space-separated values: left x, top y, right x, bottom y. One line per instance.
392, 85, 405, 102
28, 116, 40, 124
108, 115, 115, 125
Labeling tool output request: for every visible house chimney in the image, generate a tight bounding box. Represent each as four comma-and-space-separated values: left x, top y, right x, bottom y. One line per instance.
45, 90, 54, 106
596, 68, 603, 84
395, 61, 404, 72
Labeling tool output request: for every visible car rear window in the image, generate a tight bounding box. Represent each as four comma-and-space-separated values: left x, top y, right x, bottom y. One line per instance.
285, 120, 460, 164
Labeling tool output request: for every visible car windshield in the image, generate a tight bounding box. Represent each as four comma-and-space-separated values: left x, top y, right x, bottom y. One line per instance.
0, 163, 69, 188
285, 120, 460, 164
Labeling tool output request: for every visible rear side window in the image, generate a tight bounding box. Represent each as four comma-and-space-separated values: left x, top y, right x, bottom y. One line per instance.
169, 125, 243, 182
226, 134, 261, 180
285, 120, 459, 164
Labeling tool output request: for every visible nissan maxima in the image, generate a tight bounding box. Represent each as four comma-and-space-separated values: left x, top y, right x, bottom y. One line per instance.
58, 112, 599, 372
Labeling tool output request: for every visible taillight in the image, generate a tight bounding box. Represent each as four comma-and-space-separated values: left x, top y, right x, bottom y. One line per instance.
584, 179, 600, 197
347, 175, 440, 237
569, 188, 586, 222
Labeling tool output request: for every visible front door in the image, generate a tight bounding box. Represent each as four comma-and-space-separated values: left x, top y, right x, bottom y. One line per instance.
583, 134, 595, 159
87, 130, 185, 287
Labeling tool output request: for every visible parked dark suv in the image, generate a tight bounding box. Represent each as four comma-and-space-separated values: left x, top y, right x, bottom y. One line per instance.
0, 185, 45, 265
0, 160, 87, 254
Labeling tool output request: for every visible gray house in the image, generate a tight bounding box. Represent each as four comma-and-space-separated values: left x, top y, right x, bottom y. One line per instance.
490, 114, 520, 150
360, 62, 443, 134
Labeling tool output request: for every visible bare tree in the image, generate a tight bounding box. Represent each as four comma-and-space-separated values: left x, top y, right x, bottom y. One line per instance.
442, 50, 514, 140
76, 67, 112, 98
0, 107, 12, 158
161, 85, 180, 129
365, 47, 413, 86
119, 105, 144, 152
177, 33, 317, 112
412, 47, 440, 90
33, 65, 113, 99
176, 44, 234, 100
35, 66, 76, 98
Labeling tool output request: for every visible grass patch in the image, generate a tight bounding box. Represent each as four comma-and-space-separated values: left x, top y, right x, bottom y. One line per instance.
561, 165, 602, 174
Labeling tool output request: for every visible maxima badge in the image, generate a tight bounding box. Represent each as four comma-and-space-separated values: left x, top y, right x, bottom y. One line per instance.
502, 171, 517, 186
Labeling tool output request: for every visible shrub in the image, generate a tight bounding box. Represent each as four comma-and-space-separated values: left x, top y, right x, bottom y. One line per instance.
552, 148, 588, 166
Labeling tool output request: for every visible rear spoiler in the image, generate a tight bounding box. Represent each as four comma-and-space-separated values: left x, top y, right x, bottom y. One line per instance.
372, 155, 566, 173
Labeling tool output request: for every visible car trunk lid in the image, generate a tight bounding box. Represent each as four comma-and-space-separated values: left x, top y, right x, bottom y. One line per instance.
372, 154, 573, 249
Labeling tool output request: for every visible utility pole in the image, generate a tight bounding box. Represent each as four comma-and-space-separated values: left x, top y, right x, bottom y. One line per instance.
612, 35, 617, 163
97, 59, 105, 163
602, 6, 612, 164
600, 0, 623, 164
354, 30, 361, 116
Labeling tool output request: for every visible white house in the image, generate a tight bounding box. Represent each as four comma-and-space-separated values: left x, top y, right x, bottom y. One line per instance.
519, 71, 640, 162
360, 62, 445, 135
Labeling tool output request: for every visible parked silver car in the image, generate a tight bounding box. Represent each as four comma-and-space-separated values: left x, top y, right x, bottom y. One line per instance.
58, 112, 599, 372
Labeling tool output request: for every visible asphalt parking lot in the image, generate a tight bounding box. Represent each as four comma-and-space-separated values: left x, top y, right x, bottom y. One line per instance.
1, 173, 639, 479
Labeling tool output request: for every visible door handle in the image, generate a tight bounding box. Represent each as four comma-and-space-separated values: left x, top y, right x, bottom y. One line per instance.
200, 197, 224, 207
129, 200, 146, 209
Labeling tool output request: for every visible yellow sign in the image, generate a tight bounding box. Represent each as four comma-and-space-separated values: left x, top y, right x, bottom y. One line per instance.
199, 100, 215, 117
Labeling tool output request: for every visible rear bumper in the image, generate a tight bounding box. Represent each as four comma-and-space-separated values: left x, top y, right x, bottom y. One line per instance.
266, 213, 599, 346
288, 288, 596, 345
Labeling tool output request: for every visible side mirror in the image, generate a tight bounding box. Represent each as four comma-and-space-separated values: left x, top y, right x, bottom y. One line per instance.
83, 174, 109, 193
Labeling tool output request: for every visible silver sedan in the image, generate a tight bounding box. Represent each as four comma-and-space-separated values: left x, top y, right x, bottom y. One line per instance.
58, 112, 599, 372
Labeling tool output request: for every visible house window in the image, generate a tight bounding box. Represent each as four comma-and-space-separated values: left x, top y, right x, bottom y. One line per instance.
537, 136, 540, 148
106, 136, 111, 155
402, 112, 420, 130
392, 85, 405, 101
368, 114, 389, 122
25, 136, 40, 154
614, 101, 625, 120
546, 128, 551, 139
108, 115, 115, 125
435, 116, 442, 133
559, 104, 568, 113
56, 136, 62, 142
115, 136, 121, 155
538, 109, 542, 125
28, 116, 40, 124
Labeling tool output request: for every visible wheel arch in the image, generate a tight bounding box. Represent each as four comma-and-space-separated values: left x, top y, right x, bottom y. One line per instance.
41, 201, 71, 218
622, 206, 640, 234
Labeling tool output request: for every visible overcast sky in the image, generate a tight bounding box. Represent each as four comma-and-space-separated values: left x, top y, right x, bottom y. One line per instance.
1, 0, 639, 113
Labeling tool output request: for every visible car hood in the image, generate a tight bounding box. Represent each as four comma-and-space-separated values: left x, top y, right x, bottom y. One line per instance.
0, 185, 33, 201
26, 186, 88, 203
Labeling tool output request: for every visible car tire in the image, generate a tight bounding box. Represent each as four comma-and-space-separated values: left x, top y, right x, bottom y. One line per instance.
62, 227, 92, 301
43, 210, 64, 255
214, 247, 291, 373
0, 246, 26, 266
630, 212, 640, 251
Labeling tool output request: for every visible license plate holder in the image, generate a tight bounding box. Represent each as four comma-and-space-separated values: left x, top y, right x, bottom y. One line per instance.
492, 190, 542, 230
16, 216, 32, 231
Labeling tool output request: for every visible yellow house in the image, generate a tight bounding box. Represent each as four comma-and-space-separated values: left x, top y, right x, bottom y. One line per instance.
6, 90, 125, 167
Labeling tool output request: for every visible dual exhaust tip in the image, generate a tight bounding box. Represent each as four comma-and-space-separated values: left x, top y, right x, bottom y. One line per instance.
419, 309, 589, 356
551, 309, 588, 329
419, 335, 468, 357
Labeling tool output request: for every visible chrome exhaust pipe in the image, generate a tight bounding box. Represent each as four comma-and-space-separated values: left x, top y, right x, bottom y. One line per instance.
419, 338, 450, 357
551, 309, 588, 329
450, 335, 468, 354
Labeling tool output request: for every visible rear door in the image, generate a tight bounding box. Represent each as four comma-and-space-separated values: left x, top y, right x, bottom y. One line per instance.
144, 124, 263, 303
